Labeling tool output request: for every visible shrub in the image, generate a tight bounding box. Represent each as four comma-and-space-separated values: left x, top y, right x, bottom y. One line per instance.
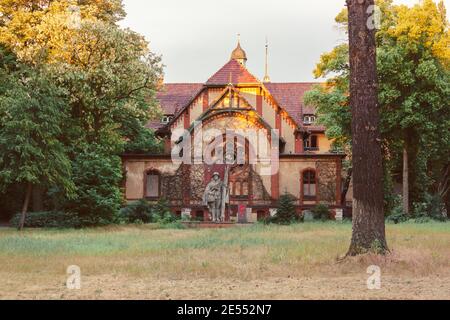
152, 198, 178, 224
271, 193, 298, 225
386, 193, 447, 224
311, 204, 331, 221
119, 199, 153, 224
386, 197, 409, 224
413, 193, 446, 222
9, 211, 81, 229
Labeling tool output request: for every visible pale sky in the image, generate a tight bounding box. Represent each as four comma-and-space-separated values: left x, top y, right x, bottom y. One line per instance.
120, 0, 449, 83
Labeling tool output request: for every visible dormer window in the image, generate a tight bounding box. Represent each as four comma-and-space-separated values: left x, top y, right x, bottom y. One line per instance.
303, 115, 316, 125
161, 115, 174, 124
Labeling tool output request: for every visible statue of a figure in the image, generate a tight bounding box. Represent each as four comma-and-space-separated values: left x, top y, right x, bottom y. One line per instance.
203, 172, 226, 223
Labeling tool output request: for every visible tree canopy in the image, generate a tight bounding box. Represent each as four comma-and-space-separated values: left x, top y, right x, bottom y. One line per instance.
0, 0, 164, 226
305, 0, 450, 213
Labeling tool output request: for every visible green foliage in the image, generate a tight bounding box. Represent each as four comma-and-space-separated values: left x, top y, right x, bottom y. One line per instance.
49, 21, 163, 153
0, 64, 75, 197
119, 199, 153, 224
0, 4, 163, 228
63, 146, 123, 226
412, 193, 447, 222
118, 198, 182, 227
311, 204, 331, 221
152, 198, 178, 225
270, 193, 298, 225
9, 211, 81, 229
305, 0, 450, 208
124, 127, 163, 154
386, 194, 447, 224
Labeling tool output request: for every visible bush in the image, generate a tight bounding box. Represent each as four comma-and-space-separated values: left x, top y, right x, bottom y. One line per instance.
311, 204, 331, 221
386, 193, 447, 224
152, 198, 178, 224
9, 211, 81, 229
270, 193, 298, 225
413, 193, 446, 222
119, 199, 153, 224
386, 196, 409, 224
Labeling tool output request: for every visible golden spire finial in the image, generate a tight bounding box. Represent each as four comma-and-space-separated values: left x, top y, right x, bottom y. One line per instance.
263, 36, 271, 83
230, 34, 247, 66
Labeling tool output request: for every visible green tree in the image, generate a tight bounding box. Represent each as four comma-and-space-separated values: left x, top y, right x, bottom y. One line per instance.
305, 0, 450, 215
64, 145, 123, 226
0, 63, 74, 230
1, 1, 163, 225
273, 193, 298, 225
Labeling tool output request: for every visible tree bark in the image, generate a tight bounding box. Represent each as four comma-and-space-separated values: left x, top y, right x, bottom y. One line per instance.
346, 0, 388, 255
18, 182, 32, 231
403, 146, 409, 215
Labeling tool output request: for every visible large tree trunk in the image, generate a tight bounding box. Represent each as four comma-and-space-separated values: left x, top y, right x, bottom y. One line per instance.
18, 182, 32, 231
346, 0, 388, 256
403, 146, 409, 215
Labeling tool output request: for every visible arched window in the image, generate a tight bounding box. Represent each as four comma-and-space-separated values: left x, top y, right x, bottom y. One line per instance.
303, 170, 317, 199
241, 181, 249, 196
145, 170, 160, 198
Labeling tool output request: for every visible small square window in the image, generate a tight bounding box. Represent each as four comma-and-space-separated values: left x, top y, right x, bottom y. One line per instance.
161, 115, 174, 124
303, 115, 316, 125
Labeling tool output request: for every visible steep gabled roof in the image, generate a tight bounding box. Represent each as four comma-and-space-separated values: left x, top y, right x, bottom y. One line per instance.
156, 83, 204, 115
147, 83, 204, 130
264, 82, 320, 125
206, 59, 260, 85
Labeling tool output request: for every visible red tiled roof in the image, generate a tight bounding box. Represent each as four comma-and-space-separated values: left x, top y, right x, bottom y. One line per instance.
206, 59, 260, 85
153, 80, 323, 131
156, 83, 204, 115
306, 125, 327, 132
146, 120, 165, 130
265, 82, 320, 125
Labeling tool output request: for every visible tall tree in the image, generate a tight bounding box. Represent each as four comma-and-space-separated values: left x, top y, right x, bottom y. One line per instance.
305, 0, 449, 216
0, 1, 163, 225
0, 64, 75, 230
346, 0, 388, 255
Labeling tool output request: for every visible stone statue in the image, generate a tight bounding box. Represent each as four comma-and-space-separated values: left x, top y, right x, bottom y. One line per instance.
203, 172, 226, 223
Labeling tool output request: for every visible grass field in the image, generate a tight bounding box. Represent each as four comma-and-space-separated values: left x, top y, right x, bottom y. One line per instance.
0, 222, 449, 300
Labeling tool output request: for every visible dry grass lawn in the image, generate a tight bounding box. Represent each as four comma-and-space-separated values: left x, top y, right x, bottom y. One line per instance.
0, 222, 449, 300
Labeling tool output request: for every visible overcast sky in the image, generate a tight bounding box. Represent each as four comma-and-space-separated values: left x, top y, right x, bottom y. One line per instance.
120, 0, 449, 83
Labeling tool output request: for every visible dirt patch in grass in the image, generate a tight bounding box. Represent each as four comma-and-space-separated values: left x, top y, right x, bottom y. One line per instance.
1, 274, 448, 300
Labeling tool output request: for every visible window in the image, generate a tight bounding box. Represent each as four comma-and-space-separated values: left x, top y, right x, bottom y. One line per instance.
303, 170, 317, 199
304, 135, 319, 151
145, 171, 160, 198
241, 182, 249, 196
303, 115, 316, 125
161, 115, 173, 124
229, 180, 249, 198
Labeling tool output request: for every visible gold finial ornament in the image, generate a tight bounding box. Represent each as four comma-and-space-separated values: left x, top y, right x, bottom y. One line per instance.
230, 34, 247, 66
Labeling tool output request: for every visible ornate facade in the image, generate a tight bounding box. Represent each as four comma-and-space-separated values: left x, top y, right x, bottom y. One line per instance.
122, 41, 348, 222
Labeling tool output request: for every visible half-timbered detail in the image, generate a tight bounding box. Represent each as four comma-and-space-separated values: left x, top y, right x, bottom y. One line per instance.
122, 41, 347, 221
